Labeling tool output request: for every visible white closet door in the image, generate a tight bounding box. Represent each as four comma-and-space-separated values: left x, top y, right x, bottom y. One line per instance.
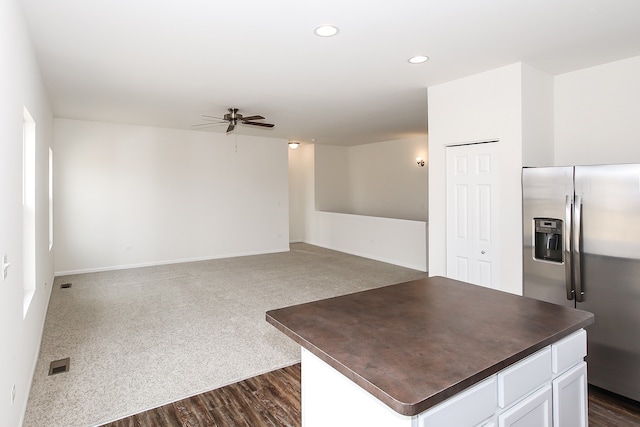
446, 142, 500, 289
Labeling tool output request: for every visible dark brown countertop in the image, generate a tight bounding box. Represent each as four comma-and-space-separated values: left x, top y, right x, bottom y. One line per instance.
266, 276, 594, 416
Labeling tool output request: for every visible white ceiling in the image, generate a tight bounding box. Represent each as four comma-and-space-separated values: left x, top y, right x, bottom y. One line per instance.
19, 0, 640, 146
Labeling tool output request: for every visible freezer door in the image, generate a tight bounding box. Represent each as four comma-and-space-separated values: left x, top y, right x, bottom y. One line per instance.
522, 167, 574, 307
575, 163, 640, 402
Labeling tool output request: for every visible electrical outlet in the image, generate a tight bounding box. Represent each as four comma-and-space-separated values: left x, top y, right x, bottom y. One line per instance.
11, 384, 16, 405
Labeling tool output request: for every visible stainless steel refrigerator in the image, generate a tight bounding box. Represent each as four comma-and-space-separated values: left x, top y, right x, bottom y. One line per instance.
522, 164, 640, 402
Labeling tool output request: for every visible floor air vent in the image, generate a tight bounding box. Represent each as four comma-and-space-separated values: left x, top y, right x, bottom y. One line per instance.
48, 358, 70, 376
60, 283, 72, 289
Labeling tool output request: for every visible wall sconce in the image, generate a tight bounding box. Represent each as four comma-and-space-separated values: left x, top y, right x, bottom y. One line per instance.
288, 141, 300, 150
416, 157, 425, 167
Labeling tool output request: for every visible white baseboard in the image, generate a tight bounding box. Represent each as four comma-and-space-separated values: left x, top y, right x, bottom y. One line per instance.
54, 247, 290, 276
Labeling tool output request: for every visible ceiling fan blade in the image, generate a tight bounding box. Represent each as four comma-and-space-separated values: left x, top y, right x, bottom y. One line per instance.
243, 121, 275, 128
197, 110, 273, 132
191, 122, 225, 128
240, 115, 265, 121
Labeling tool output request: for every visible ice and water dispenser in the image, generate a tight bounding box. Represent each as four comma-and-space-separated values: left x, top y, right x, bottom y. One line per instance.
533, 218, 564, 263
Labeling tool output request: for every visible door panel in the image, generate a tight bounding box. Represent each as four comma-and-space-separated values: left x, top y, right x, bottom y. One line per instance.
478, 184, 491, 242
456, 257, 469, 282
455, 185, 469, 240
446, 143, 499, 289
478, 260, 491, 286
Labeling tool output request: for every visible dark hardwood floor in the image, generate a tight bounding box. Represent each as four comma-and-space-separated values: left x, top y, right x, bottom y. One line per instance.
99, 364, 301, 427
589, 385, 640, 426
101, 364, 640, 427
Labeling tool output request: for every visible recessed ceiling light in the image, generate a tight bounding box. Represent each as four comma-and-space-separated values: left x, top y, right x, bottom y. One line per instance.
408, 55, 429, 64
315, 25, 339, 37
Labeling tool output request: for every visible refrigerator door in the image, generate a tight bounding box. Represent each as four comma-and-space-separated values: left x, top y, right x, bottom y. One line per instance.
575, 164, 640, 401
522, 167, 575, 307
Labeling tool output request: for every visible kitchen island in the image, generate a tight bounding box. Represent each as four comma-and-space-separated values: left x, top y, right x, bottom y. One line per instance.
266, 276, 594, 426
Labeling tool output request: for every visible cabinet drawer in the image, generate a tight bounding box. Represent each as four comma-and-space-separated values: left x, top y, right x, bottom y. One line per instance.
552, 329, 586, 375
417, 376, 497, 427
497, 348, 551, 408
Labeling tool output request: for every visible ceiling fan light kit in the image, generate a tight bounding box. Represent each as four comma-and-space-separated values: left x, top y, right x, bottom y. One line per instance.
192, 108, 275, 133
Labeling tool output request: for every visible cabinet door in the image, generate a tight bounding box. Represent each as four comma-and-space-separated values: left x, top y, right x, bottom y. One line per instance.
498, 385, 552, 427
552, 362, 588, 427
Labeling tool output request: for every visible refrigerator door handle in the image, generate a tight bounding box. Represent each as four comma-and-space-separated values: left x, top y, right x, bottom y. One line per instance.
573, 194, 584, 302
565, 195, 574, 300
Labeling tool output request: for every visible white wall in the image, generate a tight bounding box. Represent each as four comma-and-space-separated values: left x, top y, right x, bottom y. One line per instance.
314, 144, 351, 213
522, 64, 555, 167
291, 143, 427, 271
347, 137, 428, 221
428, 63, 546, 295
298, 143, 317, 242
0, 0, 55, 425
54, 119, 289, 274
314, 137, 428, 221
428, 56, 640, 295
555, 55, 640, 165
308, 211, 427, 271
288, 145, 307, 242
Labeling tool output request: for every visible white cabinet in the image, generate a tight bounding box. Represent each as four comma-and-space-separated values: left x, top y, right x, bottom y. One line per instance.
497, 385, 552, 427
300, 330, 588, 427
492, 329, 587, 427
551, 329, 588, 427
552, 362, 588, 427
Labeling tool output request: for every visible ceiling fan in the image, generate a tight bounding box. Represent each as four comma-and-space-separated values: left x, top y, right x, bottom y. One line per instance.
192, 108, 275, 133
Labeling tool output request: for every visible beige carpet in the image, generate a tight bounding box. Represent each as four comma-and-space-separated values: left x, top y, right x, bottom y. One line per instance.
23, 243, 427, 427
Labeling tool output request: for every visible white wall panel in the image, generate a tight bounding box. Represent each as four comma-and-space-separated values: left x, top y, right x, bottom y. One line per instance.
522, 64, 555, 167
288, 144, 307, 242
314, 137, 428, 222
54, 119, 289, 274
300, 138, 428, 271
555, 55, 640, 165
0, 0, 54, 425
428, 63, 525, 295
291, 143, 428, 271
347, 137, 428, 221
307, 211, 427, 271
314, 144, 351, 213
